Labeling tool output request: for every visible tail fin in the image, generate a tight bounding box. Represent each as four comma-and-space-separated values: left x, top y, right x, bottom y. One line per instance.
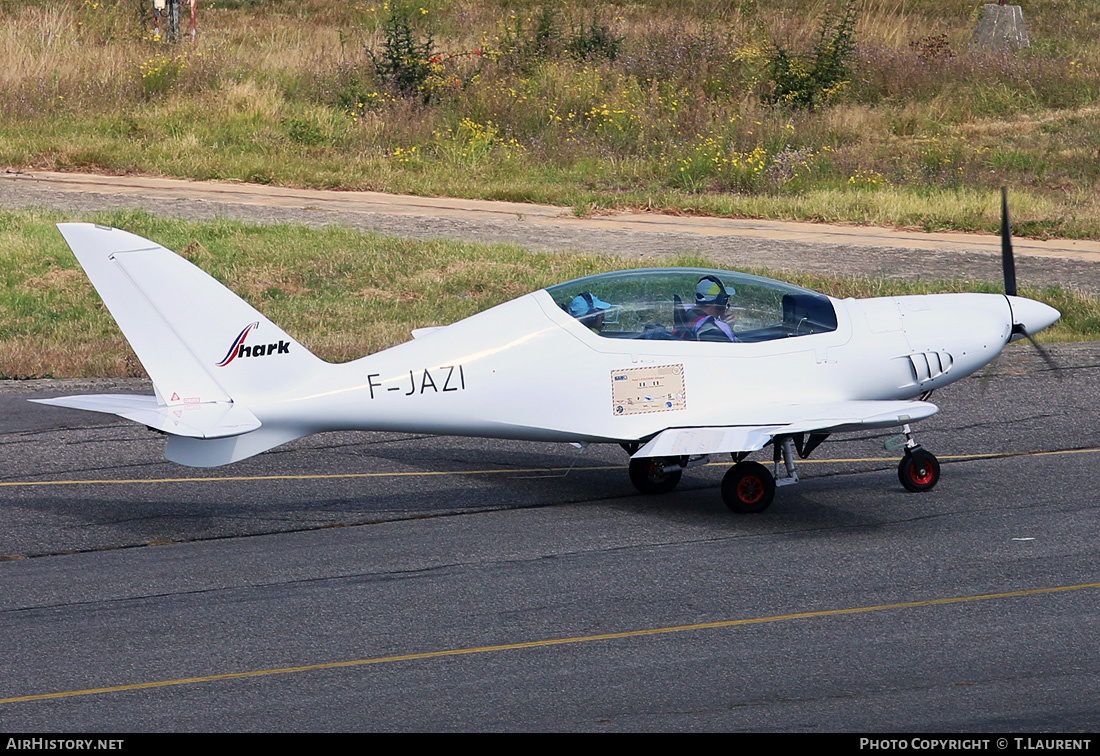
33, 224, 328, 466
55, 223, 325, 402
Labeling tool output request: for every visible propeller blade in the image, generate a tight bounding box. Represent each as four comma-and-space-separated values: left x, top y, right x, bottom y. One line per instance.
1001, 186, 1017, 297
999, 188, 1059, 378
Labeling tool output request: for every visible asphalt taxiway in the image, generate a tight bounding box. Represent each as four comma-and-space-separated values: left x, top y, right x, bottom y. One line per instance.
2, 343, 1099, 731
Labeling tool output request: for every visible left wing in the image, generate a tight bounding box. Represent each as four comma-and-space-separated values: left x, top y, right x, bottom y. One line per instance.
632, 399, 937, 458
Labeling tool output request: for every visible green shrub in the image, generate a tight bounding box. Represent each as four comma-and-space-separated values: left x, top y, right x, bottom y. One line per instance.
368, 4, 436, 102
566, 14, 623, 63
765, 0, 858, 108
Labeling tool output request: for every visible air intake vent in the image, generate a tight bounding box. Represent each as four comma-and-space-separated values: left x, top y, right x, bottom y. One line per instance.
909, 351, 954, 384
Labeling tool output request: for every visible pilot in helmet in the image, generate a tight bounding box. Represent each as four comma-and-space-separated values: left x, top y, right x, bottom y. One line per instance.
569, 292, 614, 333
691, 275, 737, 341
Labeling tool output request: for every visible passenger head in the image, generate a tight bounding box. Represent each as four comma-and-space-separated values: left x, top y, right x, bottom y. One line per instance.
569, 292, 613, 331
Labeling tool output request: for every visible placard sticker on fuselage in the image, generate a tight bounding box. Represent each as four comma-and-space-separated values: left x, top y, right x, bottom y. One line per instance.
612, 364, 686, 416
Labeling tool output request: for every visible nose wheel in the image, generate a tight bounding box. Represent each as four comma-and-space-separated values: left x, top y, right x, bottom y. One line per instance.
898, 448, 940, 492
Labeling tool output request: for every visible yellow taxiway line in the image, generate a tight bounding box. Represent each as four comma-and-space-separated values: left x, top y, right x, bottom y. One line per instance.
2, 580, 1098, 705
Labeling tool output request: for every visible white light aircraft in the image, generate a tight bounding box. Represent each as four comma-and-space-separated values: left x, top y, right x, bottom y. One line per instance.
35, 192, 1060, 513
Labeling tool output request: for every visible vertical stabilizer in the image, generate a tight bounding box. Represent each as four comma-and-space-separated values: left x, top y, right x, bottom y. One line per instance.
56, 223, 326, 405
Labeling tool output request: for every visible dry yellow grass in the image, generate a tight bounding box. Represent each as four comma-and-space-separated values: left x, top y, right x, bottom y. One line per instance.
1, 1, 1098, 238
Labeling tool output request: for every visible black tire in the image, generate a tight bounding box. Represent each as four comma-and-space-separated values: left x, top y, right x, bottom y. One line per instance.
722, 461, 776, 513
628, 457, 683, 495
898, 449, 940, 492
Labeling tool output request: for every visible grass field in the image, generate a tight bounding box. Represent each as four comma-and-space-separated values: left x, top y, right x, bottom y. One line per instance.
2, 0, 1099, 236
3, 1, 1099, 377
1, 209, 1095, 379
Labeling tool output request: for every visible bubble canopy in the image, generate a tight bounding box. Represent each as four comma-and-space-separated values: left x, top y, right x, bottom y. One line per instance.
546, 267, 838, 342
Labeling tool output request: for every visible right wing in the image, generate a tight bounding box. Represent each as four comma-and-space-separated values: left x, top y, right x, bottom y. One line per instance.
632, 399, 938, 458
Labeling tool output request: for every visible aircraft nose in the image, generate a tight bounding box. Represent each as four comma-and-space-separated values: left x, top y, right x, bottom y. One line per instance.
1006, 295, 1061, 339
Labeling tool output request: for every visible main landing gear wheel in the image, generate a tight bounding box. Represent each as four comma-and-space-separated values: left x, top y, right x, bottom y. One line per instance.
629, 457, 683, 495
722, 461, 776, 514
898, 449, 940, 493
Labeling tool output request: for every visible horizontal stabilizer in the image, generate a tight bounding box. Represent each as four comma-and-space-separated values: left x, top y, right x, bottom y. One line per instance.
32, 394, 261, 439
633, 400, 938, 458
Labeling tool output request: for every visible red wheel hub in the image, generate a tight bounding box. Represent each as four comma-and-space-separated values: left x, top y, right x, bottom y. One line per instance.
737, 475, 765, 504
910, 461, 934, 485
